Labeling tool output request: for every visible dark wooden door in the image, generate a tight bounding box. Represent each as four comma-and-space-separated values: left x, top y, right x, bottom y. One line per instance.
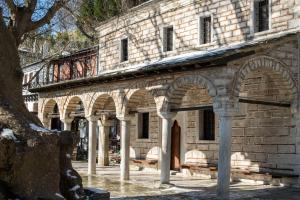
171, 120, 181, 170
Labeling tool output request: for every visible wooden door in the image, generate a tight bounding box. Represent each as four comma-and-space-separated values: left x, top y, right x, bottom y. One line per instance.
171, 120, 181, 170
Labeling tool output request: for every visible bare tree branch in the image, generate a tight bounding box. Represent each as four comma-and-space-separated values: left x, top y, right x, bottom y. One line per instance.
26, 0, 65, 32
28, 0, 38, 13
4, 0, 16, 13
75, 20, 96, 41
62, 3, 96, 41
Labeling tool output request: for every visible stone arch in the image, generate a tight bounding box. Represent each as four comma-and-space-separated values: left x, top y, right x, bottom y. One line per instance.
125, 88, 157, 115
88, 92, 118, 116
232, 56, 297, 101
41, 98, 61, 119
166, 75, 217, 109
62, 95, 86, 119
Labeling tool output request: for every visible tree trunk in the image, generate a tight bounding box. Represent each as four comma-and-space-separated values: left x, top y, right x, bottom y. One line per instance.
0, 23, 41, 136
0, 22, 86, 200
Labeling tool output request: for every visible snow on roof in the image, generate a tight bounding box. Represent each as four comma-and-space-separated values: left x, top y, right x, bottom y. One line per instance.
30, 28, 300, 92
97, 28, 300, 77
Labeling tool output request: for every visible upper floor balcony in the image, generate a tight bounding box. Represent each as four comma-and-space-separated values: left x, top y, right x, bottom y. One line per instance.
26, 46, 98, 90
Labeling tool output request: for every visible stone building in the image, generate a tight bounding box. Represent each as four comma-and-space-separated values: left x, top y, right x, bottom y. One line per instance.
30, 0, 300, 198
22, 60, 45, 115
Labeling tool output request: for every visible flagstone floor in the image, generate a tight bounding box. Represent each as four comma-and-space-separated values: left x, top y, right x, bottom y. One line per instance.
73, 161, 300, 200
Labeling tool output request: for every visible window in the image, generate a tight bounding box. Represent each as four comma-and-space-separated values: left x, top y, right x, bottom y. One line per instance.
137, 112, 149, 139
198, 107, 215, 140
200, 16, 212, 44
163, 26, 174, 52
120, 38, 128, 62
254, 0, 269, 33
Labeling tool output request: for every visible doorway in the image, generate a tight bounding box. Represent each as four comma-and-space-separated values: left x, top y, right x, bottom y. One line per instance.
171, 120, 181, 170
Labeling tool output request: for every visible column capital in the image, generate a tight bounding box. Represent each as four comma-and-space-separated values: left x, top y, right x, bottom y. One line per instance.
86, 115, 99, 122
213, 98, 238, 117
98, 119, 113, 127
60, 117, 74, 124
157, 111, 176, 119
116, 115, 131, 121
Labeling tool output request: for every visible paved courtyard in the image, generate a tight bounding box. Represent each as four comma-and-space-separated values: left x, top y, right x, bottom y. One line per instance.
73, 162, 300, 200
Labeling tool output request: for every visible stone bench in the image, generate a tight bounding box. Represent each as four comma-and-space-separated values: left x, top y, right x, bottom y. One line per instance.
181, 163, 299, 185
130, 159, 159, 170
231, 168, 299, 185
181, 163, 217, 178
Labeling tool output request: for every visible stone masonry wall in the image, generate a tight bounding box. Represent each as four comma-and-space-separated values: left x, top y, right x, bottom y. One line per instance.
97, 0, 298, 72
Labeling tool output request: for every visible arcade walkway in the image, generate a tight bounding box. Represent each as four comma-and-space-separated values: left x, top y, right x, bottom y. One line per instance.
73, 162, 300, 200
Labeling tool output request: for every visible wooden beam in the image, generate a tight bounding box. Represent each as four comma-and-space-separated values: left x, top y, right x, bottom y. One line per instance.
47, 113, 60, 118
128, 107, 157, 114
238, 98, 290, 107
69, 111, 85, 117
94, 110, 116, 116
171, 105, 213, 112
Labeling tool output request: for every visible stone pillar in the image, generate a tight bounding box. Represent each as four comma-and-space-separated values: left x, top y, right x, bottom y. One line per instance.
292, 34, 300, 184
98, 116, 112, 166
62, 118, 73, 131
217, 113, 233, 199
120, 118, 130, 181
214, 99, 237, 200
295, 112, 300, 183
159, 113, 174, 184
42, 118, 51, 129
87, 116, 98, 175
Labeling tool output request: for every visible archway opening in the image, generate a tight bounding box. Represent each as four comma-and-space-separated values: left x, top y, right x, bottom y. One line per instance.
233, 67, 297, 179
168, 79, 216, 173
50, 103, 63, 131
65, 97, 88, 161
42, 99, 62, 130
91, 94, 119, 166
126, 89, 160, 167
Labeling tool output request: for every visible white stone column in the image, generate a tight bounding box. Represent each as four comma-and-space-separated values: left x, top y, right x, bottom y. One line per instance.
120, 118, 130, 181
295, 112, 300, 183
98, 116, 112, 166
217, 113, 233, 199
159, 113, 174, 184
214, 99, 237, 200
62, 118, 73, 131
87, 116, 98, 175
42, 118, 51, 129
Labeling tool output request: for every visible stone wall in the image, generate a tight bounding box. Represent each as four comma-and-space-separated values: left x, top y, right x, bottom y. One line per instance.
37, 40, 300, 175
97, 0, 298, 72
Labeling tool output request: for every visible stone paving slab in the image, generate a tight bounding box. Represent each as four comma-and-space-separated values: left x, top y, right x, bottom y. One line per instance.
73, 162, 300, 200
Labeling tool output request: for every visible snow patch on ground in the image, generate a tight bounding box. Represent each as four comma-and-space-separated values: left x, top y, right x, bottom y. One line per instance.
55, 193, 65, 199
66, 169, 77, 179
30, 123, 49, 133
69, 184, 80, 191
0, 129, 18, 141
